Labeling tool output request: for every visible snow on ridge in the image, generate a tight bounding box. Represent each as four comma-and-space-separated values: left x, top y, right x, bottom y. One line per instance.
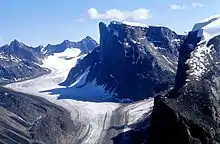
121, 21, 148, 27
192, 15, 220, 43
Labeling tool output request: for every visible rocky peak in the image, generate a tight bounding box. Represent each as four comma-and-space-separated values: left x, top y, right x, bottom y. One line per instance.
0, 39, 41, 63
9, 39, 27, 50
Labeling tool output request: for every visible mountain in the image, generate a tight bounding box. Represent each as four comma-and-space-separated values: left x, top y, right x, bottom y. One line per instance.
42, 36, 98, 55
0, 37, 97, 84
147, 15, 220, 144
0, 40, 48, 84
61, 21, 185, 100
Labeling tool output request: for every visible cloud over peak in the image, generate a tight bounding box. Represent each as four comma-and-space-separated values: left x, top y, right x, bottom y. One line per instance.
88, 8, 151, 21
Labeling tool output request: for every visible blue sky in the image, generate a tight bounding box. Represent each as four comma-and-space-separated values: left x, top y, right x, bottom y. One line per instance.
0, 0, 220, 46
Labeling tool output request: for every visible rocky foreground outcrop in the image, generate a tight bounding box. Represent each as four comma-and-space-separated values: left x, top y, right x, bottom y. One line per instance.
0, 87, 75, 144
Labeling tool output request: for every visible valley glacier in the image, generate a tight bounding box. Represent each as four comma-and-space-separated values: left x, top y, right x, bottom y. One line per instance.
4, 48, 154, 144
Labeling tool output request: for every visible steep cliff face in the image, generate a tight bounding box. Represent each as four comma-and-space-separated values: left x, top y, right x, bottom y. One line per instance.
61, 21, 185, 100
148, 16, 220, 144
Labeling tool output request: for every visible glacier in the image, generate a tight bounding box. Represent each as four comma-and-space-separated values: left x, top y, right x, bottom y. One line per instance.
4, 47, 154, 144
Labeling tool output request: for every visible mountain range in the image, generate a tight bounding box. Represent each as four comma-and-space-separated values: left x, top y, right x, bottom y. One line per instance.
0, 37, 98, 84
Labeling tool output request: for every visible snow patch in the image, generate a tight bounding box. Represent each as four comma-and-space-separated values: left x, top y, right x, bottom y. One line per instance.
192, 15, 220, 43
186, 44, 214, 81
122, 21, 148, 27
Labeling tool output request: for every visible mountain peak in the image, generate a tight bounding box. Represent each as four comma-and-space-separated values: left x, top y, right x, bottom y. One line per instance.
84, 36, 93, 40
9, 39, 26, 48
10, 39, 20, 45
62, 40, 71, 44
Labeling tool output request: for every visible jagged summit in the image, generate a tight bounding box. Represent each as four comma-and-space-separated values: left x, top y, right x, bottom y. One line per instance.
9, 39, 26, 47
43, 36, 98, 55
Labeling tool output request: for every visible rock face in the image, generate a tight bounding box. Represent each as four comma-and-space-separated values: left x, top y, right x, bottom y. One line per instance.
61, 21, 185, 100
148, 16, 220, 144
0, 37, 97, 84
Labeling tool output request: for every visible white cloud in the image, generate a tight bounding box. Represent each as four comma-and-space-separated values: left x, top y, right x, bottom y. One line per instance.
170, 4, 186, 10
192, 2, 204, 8
87, 8, 151, 21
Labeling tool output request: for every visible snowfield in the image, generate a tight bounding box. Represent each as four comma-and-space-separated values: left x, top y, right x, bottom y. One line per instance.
5, 48, 154, 144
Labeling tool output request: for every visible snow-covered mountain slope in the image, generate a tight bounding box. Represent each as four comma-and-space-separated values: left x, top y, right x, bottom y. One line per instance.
147, 15, 220, 144
0, 37, 98, 84
5, 48, 154, 144
61, 21, 185, 101
0, 40, 48, 84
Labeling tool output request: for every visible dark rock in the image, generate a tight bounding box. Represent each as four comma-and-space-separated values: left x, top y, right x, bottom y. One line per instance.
148, 26, 220, 143
61, 21, 185, 100
0, 87, 75, 144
